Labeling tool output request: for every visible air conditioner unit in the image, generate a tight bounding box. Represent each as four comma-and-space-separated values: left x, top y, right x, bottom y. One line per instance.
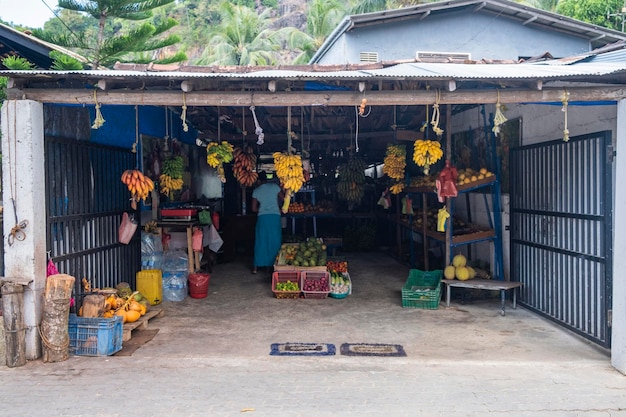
416, 51, 471, 61
359, 51, 379, 63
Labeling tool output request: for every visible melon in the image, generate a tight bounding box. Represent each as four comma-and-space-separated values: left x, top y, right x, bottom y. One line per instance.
455, 266, 470, 281
467, 266, 477, 279
452, 254, 467, 268
444, 265, 456, 280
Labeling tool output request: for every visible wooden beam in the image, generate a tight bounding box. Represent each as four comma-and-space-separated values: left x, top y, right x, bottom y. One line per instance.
7, 86, 626, 107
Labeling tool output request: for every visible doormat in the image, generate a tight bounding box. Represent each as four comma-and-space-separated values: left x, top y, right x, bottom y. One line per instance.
114, 329, 159, 357
340, 343, 407, 357
270, 342, 336, 356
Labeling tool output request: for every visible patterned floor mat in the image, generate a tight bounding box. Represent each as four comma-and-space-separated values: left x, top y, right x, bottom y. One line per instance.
340, 343, 407, 357
270, 342, 336, 356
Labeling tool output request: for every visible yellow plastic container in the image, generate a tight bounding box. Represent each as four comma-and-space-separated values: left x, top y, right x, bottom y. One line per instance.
136, 269, 163, 305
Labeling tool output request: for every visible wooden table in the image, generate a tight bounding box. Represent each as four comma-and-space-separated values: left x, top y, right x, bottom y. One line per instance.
442, 279, 523, 316
156, 220, 201, 274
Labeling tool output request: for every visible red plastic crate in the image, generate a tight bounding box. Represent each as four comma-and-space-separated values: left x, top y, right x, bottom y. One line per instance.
301, 271, 330, 299
271, 271, 301, 299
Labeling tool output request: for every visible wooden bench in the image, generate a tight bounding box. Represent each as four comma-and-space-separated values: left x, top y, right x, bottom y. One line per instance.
441, 279, 523, 316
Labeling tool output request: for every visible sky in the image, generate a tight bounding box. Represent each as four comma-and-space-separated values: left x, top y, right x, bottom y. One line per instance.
0, 0, 58, 28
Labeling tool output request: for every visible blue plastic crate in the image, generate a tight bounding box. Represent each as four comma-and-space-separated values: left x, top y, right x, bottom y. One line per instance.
68, 314, 123, 356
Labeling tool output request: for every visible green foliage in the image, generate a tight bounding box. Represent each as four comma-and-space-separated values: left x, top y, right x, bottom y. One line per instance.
556, 0, 624, 30
1, 56, 35, 70
49, 51, 85, 70
195, 2, 284, 65
289, 0, 344, 63
0, 77, 7, 103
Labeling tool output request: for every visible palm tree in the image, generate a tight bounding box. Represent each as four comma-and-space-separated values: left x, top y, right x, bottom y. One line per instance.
289, 0, 345, 64
33, 0, 185, 68
195, 1, 286, 65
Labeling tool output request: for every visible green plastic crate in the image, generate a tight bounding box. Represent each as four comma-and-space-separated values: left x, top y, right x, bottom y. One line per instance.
401, 269, 442, 309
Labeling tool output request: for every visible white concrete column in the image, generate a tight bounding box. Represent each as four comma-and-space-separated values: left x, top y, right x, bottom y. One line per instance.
612, 99, 626, 374
1, 100, 47, 360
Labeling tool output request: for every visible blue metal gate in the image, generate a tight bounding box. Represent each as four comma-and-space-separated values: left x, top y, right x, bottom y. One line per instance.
510, 131, 613, 347
45, 137, 140, 299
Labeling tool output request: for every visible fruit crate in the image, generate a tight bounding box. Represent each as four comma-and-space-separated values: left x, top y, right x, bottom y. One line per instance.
401, 269, 442, 309
68, 314, 124, 356
301, 271, 330, 299
271, 271, 301, 299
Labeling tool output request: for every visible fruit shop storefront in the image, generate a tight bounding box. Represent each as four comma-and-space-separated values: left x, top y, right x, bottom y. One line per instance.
4, 58, 626, 373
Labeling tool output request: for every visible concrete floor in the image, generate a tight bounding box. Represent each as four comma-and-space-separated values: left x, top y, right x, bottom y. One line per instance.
143, 251, 610, 363
2, 251, 625, 417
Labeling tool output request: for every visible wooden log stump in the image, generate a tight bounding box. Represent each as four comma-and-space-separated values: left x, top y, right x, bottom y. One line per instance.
81, 294, 105, 318
41, 274, 75, 363
1, 282, 26, 367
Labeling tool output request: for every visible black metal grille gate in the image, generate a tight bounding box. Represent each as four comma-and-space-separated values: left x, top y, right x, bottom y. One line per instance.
510, 131, 613, 348
45, 137, 140, 297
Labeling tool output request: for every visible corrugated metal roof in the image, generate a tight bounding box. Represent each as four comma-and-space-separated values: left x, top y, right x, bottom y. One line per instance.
4, 61, 626, 82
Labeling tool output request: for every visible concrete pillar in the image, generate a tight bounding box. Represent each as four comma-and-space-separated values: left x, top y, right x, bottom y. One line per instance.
612, 99, 626, 374
1, 100, 47, 360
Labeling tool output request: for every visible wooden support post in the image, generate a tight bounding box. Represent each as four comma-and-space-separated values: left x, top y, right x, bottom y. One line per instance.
1, 282, 27, 367
41, 274, 75, 363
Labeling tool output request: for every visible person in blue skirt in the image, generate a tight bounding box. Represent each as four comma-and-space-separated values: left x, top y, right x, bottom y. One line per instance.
251, 171, 284, 274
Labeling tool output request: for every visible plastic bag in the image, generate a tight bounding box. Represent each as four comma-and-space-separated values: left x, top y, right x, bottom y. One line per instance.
119, 212, 138, 244
162, 271, 187, 302
141, 232, 163, 255
161, 250, 189, 272
207, 224, 223, 253
192, 228, 204, 252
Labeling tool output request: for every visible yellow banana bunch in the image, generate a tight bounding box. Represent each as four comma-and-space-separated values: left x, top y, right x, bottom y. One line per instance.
389, 182, 405, 194
206, 141, 234, 168
206, 141, 234, 183
413, 140, 444, 174
383, 144, 406, 181
121, 169, 154, 202
159, 174, 184, 195
273, 152, 304, 193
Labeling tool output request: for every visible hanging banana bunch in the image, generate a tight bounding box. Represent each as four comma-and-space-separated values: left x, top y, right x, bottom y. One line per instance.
206, 141, 234, 183
383, 144, 406, 194
121, 169, 154, 202
337, 157, 366, 207
273, 151, 305, 213
160, 156, 184, 196
413, 139, 444, 175
233, 146, 258, 188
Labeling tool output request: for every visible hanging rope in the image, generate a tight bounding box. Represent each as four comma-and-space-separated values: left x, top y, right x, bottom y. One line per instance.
492, 90, 508, 137
287, 106, 293, 154
91, 89, 105, 129
132, 105, 139, 153
180, 92, 189, 132
241, 106, 247, 145
420, 102, 430, 138
562, 89, 570, 142
430, 89, 444, 136
354, 105, 360, 153
250, 104, 264, 145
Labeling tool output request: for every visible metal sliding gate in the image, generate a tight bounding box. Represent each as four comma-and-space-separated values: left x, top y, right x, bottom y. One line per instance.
510, 131, 613, 348
45, 137, 140, 298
